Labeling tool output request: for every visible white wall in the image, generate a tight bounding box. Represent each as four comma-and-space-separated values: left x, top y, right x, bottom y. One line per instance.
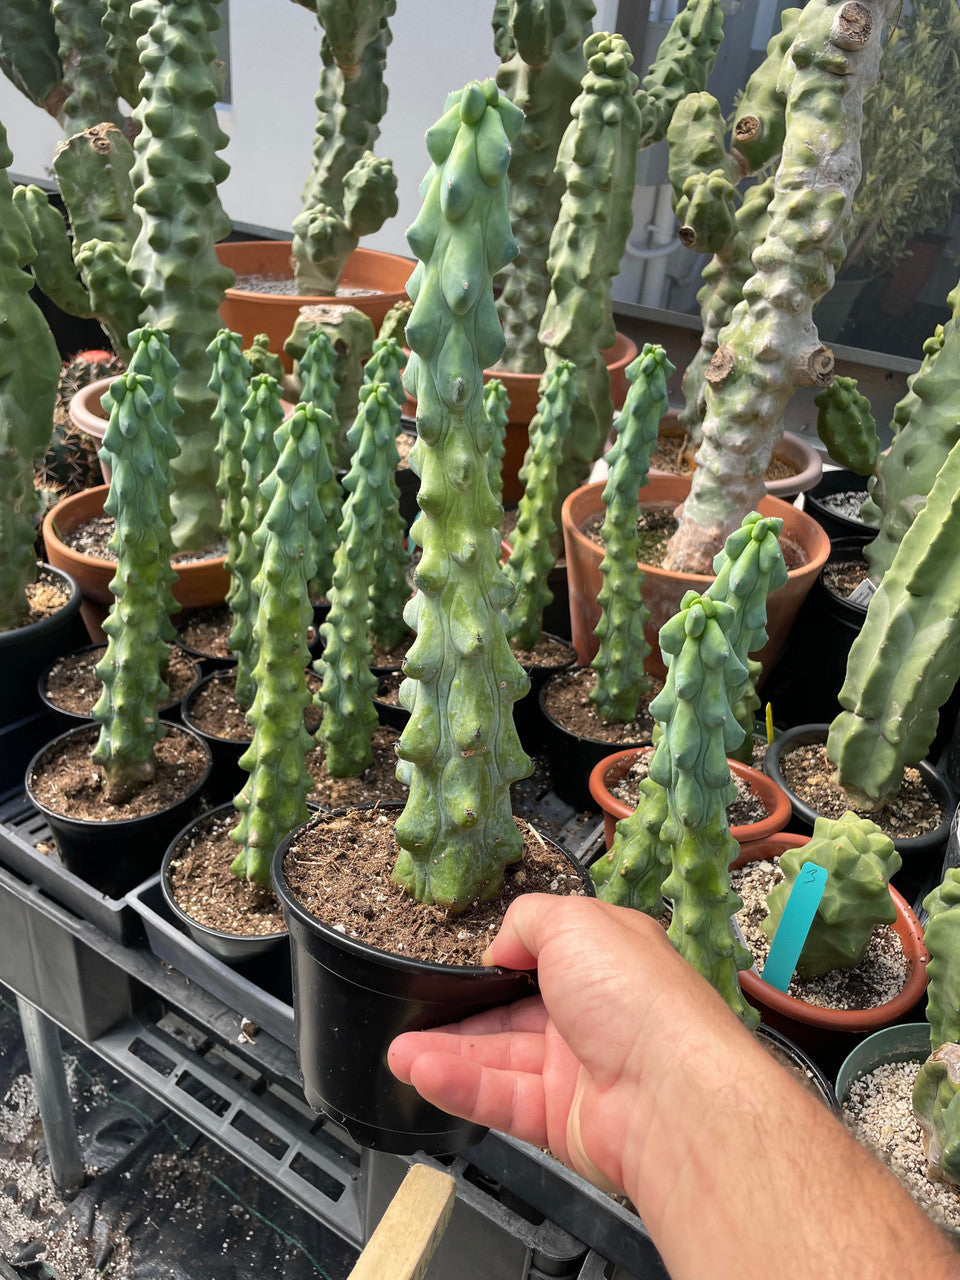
0, 0, 620, 259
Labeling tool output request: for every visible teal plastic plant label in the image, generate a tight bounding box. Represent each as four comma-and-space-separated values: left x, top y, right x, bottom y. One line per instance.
761, 863, 829, 992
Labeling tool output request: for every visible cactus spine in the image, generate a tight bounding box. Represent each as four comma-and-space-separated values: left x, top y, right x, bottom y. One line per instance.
590, 344, 672, 723
922, 869, 960, 1051
91, 334, 181, 803
665, 0, 898, 573
762, 812, 900, 979
814, 375, 880, 476
503, 361, 577, 650
0, 120, 62, 631
394, 80, 531, 911
127, 0, 235, 552
230, 403, 328, 886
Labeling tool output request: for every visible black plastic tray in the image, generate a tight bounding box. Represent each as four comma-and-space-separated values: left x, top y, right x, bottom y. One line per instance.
127, 873, 296, 1049
0, 792, 143, 945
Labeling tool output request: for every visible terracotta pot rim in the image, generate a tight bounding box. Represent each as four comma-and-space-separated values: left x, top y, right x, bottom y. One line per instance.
587, 747, 792, 843
217, 241, 415, 305
650, 417, 823, 498
734, 834, 930, 1032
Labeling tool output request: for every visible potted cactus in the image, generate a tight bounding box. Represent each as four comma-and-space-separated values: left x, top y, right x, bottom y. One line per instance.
270, 79, 592, 1156
217, 0, 412, 368
0, 116, 84, 727
25, 329, 213, 900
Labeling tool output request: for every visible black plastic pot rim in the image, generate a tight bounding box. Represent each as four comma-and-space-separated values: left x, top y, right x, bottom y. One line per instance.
39, 642, 201, 722
26, 720, 213, 834
1, 564, 82, 646
181, 670, 253, 748
272, 806, 571, 979
517, 633, 577, 678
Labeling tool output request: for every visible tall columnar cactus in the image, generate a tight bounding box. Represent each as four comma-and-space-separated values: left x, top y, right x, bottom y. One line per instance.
230, 403, 328, 887
0, 120, 62, 632
912, 1042, 960, 1188
728, 7, 802, 176
394, 80, 531, 911
377, 297, 412, 346
503, 360, 577, 650
291, 0, 397, 294
492, 0, 595, 374
922, 869, 960, 1051
814, 375, 880, 476
656, 593, 758, 1028
762, 812, 900, 979
666, 92, 738, 258
51, 0, 128, 135
634, 0, 724, 148
704, 511, 786, 761
287, 304, 376, 468
228, 374, 284, 711
210, 329, 252, 565
826, 432, 960, 808
860, 272, 960, 581
127, 0, 235, 552
589, 344, 672, 724
294, 324, 346, 597
664, 0, 898, 572
483, 378, 509, 506
90, 362, 180, 803
316, 381, 403, 776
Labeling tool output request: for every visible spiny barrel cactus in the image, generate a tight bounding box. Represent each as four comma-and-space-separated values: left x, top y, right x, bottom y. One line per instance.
665, 0, 898, 572
589, 343, 672, 725
291, 0, 397, 294
922, 868, 960, 1051
127, 0, 235, 552
230, 403, 329, 887
814, 374, 880, 476
762, 812, 900, 979
228, 374, 284, 711
315, 380, 403, 777
91, 353, 180, 804
0, 119, 62, 632
503, 360, 577, 650
394, 79, 531, 911
912, 1043, 960, 1187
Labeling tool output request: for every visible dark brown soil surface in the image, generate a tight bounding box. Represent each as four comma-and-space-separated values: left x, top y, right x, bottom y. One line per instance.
371, 634, 413, 668
166, 807, 287, 935
541, 666, 657, 744
580, 506, 678, 563
375, 670, 404, 706
511, 634, 576, 669
185, 669, 322, 740
779, 742, 942, 838
60, 514, 227, 563
609, 752, 768, 825
177, 605, 234, 660
43, 643, 199, 716
306, 724, 406, 809
8, 569, 72, 630
650, 437, 798, 482
282, 808, 587, 966
29, 724, 208, 820
822, 557, 869, 599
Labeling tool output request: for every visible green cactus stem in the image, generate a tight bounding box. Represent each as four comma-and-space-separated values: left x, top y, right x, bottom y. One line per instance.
286, 303, 375, 469
666, 92, 738, 256
728, 7, 802, 176
814, 375, 880, 475
590, 343, 673, 724
503, 360, 576, 650
242, 333, 285, 383
393, 79, 531, 911
230, 403, 328, 886
0, 121, 62, 632
51, 0, 128, 136
90, 363, 180, 804
127, 0, 235, 552
590, 771, 671, 917
292, 0, 397, 294
922, 869, 960, 1051
316, 381, 404, 776
103, 0, 143, 109
635, 0, 725, 148
0, 1, 64, 118
293, 323, 345, 600
12, 184, 95, 321
228, 374, 284, 711
860, 273, 960, 581
664, 0, 897, 573
704, 511, 787, 762
913, 1042, 960, 1188
483, 378, 509, 505
762, 812, 900, 979
655, 593, 758, 1028
377, 298, 412, 346
826, 431, 960, 807
537, 32, 642, 517
210, 329, 251, 563
492, 0, 595, 374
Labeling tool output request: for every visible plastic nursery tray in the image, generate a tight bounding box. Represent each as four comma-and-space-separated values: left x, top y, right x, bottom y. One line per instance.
0, 791, 143, 945
127, 873, 296, 1050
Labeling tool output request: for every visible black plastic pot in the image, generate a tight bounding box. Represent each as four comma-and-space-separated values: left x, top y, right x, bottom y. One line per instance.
803, 469, 873, 544
372, 671, 410, 731
25, 722, 213, 900
38, 642, 201, 732
513, 635, 577, 754
1, 565, 86, 725
764, 723, 957, 912
396, 417, 420, 535
271, 807, 594, 1155
538, 670, 651, 812
175, 605, 236, 672
180, 669, 251, 805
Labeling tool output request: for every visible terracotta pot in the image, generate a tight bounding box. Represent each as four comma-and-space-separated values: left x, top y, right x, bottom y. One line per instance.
216, 241, 415, 372
588, 747, 792, 851
42, 485, 230, 643
648, 413, 822, 502
732, 832, 930, 1071
404, 333, 639, 504
561, 474, 830, 680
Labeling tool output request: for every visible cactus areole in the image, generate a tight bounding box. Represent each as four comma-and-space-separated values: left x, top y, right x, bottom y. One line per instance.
394, 80, 532, 912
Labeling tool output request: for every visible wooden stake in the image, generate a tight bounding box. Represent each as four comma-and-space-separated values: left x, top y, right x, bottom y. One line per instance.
348, 1164, 457, 1280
